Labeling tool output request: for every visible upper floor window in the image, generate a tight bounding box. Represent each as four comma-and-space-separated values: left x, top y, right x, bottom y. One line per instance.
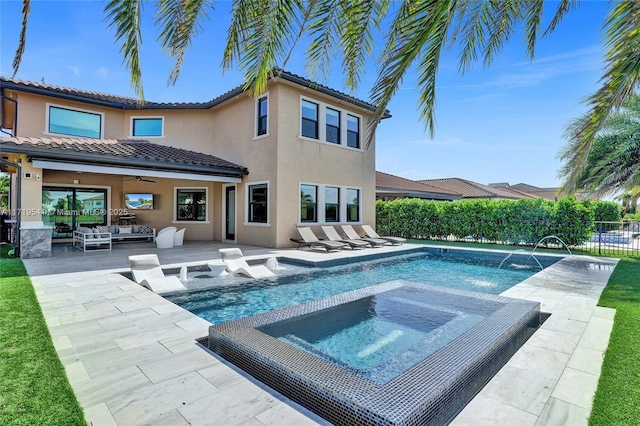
300, 184, 318, 222
301, 100, 319, 139
256, 96, 268, 136
346, 188, 360, 222
176, 188, 207, 221
325, 186, 340, 222
299, 97, 363, 150
347, 114, 360, 149
48, 105, 102, 138
248, 183, 268, 223
131, 117, 163, 137
326, 108, 340, 144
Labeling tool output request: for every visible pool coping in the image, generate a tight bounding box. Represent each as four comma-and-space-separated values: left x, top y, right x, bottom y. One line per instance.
25, 243, 618, 425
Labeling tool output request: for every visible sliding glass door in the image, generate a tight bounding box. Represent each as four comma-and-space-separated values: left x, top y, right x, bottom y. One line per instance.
42, 187, 107, 238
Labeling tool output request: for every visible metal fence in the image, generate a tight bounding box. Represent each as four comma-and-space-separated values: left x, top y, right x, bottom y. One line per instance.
376, 216, 640, 257
580, 220, 640, 257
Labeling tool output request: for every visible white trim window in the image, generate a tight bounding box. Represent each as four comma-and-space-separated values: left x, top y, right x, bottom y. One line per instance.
300, 184, 318, 223
299, 96, 363, 150
325, 186, 340, 222
346, 188, 360, 222
255, 94, 269, 137
347, 114, 360, 149
298, 183, 360, 224
246, 181, 269, 225
326, 108, 341, 144
301, 99, 319, 139
46, 103, 104, 138
131, 116, 164, 138
175, 188, 208, 222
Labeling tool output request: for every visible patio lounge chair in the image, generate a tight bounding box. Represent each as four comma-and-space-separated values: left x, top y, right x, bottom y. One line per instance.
321, 225, 369, 249
290, 227, 346, 252
361, 224, 406, 245
341, 225, 387, 247
218, 248, 275, 279
128, 254, 186, 294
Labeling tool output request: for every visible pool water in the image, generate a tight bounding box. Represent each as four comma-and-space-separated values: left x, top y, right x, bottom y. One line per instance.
169, 250, 556, 325
259, 286, 498, 384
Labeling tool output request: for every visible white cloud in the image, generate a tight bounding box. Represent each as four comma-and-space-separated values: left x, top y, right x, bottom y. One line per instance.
94, 67, 109, 78
67, 66, 80, 76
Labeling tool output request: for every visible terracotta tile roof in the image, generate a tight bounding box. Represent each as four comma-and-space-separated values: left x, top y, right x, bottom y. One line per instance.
509, 183, 562, 200
376, 171, 461, 199
0, 136, 248, 176
1, 70, 389, 116
418, 178, 535, 200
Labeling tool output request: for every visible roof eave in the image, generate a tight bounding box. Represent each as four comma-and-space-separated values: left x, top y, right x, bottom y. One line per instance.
0, 80, 212, 110
2, 143, 248, 177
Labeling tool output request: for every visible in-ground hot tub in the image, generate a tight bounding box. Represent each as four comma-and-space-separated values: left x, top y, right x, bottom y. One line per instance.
208, 280, 541, 425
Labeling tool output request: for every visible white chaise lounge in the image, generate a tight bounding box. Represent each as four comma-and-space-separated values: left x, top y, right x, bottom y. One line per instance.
218, 248, 275, 279
128, 254, 186, 294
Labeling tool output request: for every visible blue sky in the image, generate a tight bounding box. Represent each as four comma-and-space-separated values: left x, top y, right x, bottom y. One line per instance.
1, 1, 609, 188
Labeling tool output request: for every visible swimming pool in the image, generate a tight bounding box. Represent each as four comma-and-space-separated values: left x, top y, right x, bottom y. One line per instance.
168, 248, 559, 324
209, 280, 542, 425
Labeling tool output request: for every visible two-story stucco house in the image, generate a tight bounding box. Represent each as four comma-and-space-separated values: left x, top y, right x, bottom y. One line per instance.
0, 70, 388, 258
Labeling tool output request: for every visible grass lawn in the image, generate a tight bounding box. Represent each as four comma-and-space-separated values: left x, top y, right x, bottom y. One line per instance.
589, 256, 640, 425
0, 247, 85, 425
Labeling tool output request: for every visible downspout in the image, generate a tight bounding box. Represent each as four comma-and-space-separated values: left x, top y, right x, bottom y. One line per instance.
1, 92, 19, 136
0, 158, 21, 255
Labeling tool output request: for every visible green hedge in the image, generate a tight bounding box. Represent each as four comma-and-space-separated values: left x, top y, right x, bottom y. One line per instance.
376, 197, 605, 246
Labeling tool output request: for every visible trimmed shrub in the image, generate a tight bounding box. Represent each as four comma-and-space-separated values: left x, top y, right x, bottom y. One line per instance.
376, 197, 599, 247
593, 201, 622, 222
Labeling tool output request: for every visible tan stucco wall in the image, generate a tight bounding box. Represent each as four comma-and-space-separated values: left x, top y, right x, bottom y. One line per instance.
12, 154, 43, 223
5, 80, 378, 248
273, 83, 376, 247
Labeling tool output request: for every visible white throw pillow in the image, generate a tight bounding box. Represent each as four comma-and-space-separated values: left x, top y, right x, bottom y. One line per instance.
118, 226, 132, 234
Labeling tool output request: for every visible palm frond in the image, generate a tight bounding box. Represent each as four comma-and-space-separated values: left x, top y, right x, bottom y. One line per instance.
480, 1, 523, 68
543, 0, 578, 36
561, 1, 640, 192
11, 0, 31, 77
104, 0, 145, 99
522, 0, 544, 58
224, 0, 305, 97
368, 0, 455, 148
155, 0, 213, 86
338, 0, 388, 91
452, 0, 488, 74
304, 0, 343, 82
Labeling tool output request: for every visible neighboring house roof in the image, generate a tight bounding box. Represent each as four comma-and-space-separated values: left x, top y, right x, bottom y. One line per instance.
376, 171, 462, 200
419, 178, 536, 200
509, 183, 561, 201
0, 136, 248, 178
0, 69, 390, 117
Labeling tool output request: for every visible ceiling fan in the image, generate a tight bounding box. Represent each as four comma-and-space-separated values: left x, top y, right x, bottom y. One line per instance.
124, 176, 157, 183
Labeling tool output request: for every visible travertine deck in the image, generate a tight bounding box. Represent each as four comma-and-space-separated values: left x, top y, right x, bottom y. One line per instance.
25, 242, 617, 425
